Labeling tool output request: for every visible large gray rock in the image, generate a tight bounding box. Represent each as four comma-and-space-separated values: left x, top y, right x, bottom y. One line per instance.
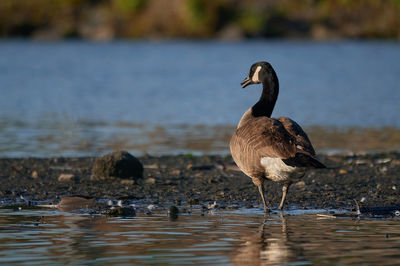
91, 151, 143, 181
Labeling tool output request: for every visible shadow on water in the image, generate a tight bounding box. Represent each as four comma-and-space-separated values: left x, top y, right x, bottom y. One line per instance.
1, 208, 400, 265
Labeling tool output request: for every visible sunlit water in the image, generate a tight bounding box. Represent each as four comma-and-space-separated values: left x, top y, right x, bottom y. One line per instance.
1, 208, 400, 265
0, 40, 400, 157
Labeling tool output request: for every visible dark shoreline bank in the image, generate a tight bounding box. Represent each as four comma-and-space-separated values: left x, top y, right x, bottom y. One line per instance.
1, 152, 399, 211
2, 0, 400, 40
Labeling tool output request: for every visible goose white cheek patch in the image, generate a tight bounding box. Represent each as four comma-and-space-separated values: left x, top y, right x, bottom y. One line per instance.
252, 66, 262, 82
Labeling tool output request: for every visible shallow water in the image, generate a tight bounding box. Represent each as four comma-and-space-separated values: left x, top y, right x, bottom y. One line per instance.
1, 40, 400, 157
1, 208, 400, 265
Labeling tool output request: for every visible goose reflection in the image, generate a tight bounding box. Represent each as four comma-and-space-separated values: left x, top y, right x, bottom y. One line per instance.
231, 212, 304, 265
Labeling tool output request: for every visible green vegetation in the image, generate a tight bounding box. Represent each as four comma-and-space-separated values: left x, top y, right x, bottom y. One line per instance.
0, 0, 399, 40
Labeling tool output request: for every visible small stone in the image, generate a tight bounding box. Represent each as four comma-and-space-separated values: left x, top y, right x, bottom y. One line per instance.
31, 171, 39, 179
91, 151, 143, 181
207, 201, 217, 209
338, 169, 347, 174
376, 158, 391, 164
360, 197, 366, 203
164, 180, 173, 185
58, 174, 77, 182
294, 181, 306, 187
168, 205, 179, 219
103, 206, 136, 217
170, 169, 181, 175
354, 160, 367, 165
146, 177, 156, 184
188, 198, 199, 205
144, 164, 158, 169
121, 179, 134, 185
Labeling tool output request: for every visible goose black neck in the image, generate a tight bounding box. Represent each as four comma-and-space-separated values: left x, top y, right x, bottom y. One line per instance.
251, 74, 279, 118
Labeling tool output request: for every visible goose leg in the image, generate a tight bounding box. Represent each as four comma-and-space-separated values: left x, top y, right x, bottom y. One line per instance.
278, 181, 292, 210
258, 183, 269, 213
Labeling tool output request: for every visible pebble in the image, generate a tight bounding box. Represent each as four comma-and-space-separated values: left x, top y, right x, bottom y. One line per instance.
144, 164, 158, 169
375, 158, 391, 164
104, 206, 136, 217
168, 205, 179, 218
169, 169, 181, 175
58, 174, 77, 182
338, 169, 347, 174
294, 181, 306, 187
360, 197, 366, 203
31, 171, 39, 179
146, 177, 156, 184
207, 201, 218, 209
120, 179, 134, 185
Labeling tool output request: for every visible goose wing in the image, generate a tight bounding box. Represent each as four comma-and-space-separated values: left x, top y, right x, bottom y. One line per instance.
275, 117, 316, 155
274, 117, 325, 168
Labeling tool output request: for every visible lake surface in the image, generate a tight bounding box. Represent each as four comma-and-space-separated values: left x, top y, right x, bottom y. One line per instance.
0, 40, 399, 157
1, 207, 400, 265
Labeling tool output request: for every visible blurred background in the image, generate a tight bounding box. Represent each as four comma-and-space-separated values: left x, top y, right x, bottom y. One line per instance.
0, 0, 399, 157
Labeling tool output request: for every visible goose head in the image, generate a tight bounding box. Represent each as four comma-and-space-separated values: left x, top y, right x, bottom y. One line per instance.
241, 61, 276, 88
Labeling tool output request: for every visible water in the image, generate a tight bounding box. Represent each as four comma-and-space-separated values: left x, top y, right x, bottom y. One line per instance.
0, 40, 400, 156
2, 40, 400, 265
1, 208, 400, 265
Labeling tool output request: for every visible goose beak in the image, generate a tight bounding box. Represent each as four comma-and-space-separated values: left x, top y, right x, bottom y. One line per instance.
241, 76, 252, 88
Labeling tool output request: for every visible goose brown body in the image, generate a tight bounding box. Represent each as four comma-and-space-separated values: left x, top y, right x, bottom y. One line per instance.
230, 62, 325, 212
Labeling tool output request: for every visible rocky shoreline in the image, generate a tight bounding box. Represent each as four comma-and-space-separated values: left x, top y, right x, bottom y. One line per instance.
1, 151, 399, 212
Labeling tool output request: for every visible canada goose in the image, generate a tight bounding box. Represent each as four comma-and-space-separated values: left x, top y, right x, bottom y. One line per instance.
230, 61, 326, 212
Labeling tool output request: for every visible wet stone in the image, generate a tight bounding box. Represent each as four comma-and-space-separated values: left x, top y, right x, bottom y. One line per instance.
31, 171, 39, 179
294, 181, 306, 187
91, 151, 143, 181
103, 206, 136, 217
145, 177, 156, 184
120, 179, 134, 185
168, 205, 179, 220
58, 174, 78, 182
